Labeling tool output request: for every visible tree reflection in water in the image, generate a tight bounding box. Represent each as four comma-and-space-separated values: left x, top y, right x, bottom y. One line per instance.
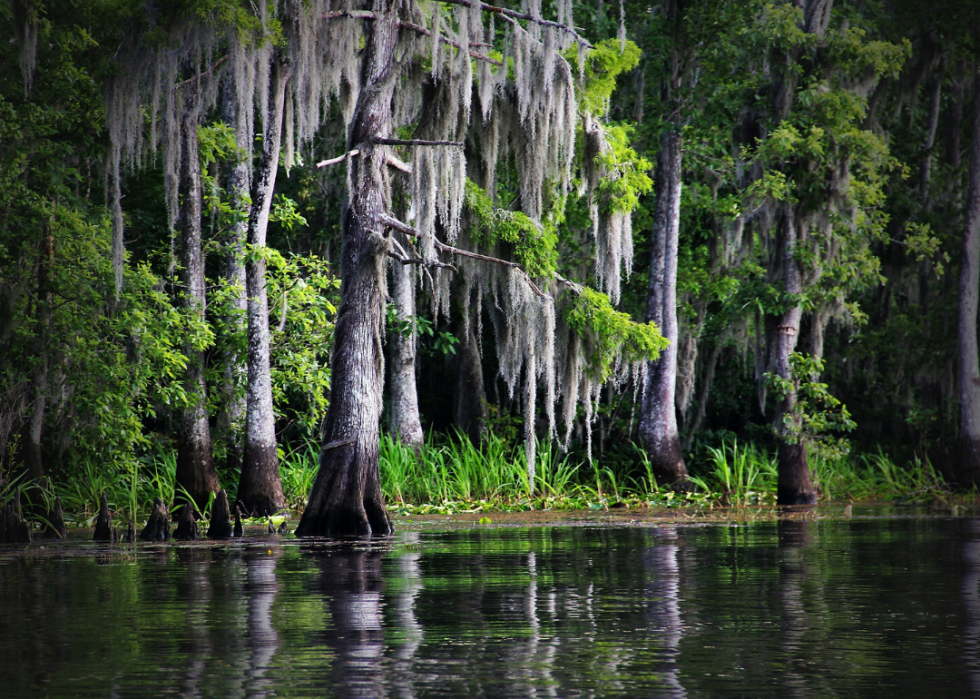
301, 528, 692, 698
244, 547, 281, 698
777, 517, 812, 699
963, 520, 980, 697
174, 548, 216, 698
315, 543, 390, 698
645, 526, 686, 698
5, 520, 977, 697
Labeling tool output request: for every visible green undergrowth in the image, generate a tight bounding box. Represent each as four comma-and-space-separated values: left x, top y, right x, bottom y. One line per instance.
373, 432, 960, 516
2, 433, 964, 529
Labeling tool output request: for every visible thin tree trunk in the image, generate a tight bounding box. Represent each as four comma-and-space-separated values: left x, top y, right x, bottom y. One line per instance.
948, 65, 966, 169
237, 57, 290, 516
920, 70, 942, 201
958, 70, 980, 487
21, 228, 51, 512
296, 7, 398, 538
682, 340, 722, 452
453, 286, 487, 444
215, 81, 249, 475
388, 231, 424, 448
765, 0, 829, 505
176, 89, 220, 512
773, 206, 816, 504
639, 128, 688, 487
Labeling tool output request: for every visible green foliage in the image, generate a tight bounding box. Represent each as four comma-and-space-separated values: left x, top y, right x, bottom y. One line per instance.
266, 252, 339, 439
464, 178, 559, 278
594, 123, 653, 214
687, 441, 778, 506
562, 287, 668, 381
765, 353, 856, 459
386, 305, 460, 356
574, 38, 642, 116
279, 440, 319, 510
901, 221, 949, 276
270, 194, 308, 231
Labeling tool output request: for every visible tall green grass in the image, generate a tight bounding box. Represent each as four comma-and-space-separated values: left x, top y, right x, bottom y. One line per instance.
380, 431, 619, 509
280, 440, 319, 509
55, 451, 178, 525
4, 432, 962, 529
811, 448, 948, 501
688, 441, 778, 506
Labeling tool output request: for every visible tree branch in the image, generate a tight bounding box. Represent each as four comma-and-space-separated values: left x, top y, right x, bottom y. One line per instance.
372, 138, 463, 147
398, 20, 503, 66
387, 249, 458, 272
435, 0, 594, 49
379, 214, 546, 297
316, 149, 359, 168
324, 4, 588, 57
385, 153, 412, 173
176, 55, 230, 89
323, 9, 377, 20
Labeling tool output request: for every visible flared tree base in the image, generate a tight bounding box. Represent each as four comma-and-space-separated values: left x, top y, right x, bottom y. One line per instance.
295, 444, 393, 539
237, 442, 286, 517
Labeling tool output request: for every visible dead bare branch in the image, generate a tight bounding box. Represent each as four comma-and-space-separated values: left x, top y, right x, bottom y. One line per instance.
316, 149, 359, 168
373, 138, 463, 147
379, 214, 546, 297
435, 0, 594, 49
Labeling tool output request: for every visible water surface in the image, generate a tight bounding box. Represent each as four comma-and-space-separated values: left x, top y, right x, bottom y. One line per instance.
1, 512, 978, 697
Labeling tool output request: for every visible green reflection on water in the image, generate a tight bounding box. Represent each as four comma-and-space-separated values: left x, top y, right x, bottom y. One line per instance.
0, 517, 976, 698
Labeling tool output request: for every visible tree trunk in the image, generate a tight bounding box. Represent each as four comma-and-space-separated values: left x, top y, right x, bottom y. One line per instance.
682, 340, 723, 452
388, 231, 424, 448
947, 64, 966, 169
958, 70, 980, 487
21, 228, 51, 510
296, 7, 398, 538
920, 69, 942, 201
453, 287, 487, 444
237, 57, 290, 517
176, 90, 220, 512
214, 80, 249, 475
772, 207, 816, 504
639, 128, 689, 487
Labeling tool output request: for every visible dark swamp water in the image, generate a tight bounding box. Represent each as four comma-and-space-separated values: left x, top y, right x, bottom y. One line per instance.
2, 510, 980, 698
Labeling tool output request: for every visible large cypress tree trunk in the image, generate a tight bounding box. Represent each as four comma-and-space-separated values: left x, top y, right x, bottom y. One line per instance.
237, 57, 290, 516
958, 70, 980, 487
388, 231, 424, 448
772, 206, 815, 504
176, 90, 220, 511
215, 81, 249, 475
639, 128, 689, 487
296, 7, 397, 538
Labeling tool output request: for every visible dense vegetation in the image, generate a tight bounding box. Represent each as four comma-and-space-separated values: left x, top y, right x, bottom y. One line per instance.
1, 0, 977, 535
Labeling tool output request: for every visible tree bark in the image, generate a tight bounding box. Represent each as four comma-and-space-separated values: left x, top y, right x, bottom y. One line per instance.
296, 6, 398, 538
175, 89, 220, 512
947, 64, 966, 169
958, 70, 980, 487
639, 128, 689, 487
215, 80, 249, 475
387, 231, 424, 448
772, 207, 816, 504
237, 57, 290, 517
920, 69, 942, 201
